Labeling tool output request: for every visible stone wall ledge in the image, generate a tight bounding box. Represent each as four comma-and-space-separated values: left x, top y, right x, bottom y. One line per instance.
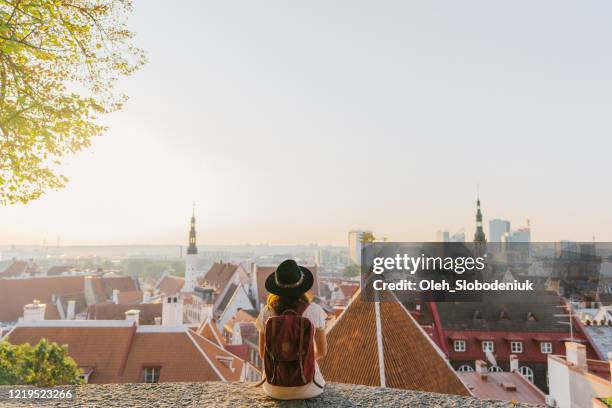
0, 382, 543, 407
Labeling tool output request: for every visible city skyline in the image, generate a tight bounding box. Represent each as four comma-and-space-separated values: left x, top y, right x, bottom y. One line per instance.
2, 1, 612, 245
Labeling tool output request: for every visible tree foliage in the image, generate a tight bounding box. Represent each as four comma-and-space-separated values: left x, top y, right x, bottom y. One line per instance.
0, 0, 145, 204
342, 264, 360, 278
0, 339, 82, 386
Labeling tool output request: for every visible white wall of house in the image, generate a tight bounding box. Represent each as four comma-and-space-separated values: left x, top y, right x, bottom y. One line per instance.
548, 354, 612, 408
217, 286, 253, 331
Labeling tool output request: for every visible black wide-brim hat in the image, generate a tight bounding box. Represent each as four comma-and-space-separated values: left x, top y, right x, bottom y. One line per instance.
265, 259, 314, 298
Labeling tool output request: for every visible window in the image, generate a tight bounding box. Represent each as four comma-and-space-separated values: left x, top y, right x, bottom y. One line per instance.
143, 367, 160, 383
518, 366, 534, 383
457, 365, 474, 372
482, 341, 494, 352
454, 340, 466, 352
540, 342, 552, 354
488, 365, 503, 372
510, 341, 523, 353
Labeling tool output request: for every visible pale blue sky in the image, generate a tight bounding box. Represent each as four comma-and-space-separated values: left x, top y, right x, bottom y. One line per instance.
2, 1, 611, 245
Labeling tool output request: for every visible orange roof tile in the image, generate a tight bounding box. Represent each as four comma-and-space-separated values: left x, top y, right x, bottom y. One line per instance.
44, 303, 61, 320
157, 275, 184, 295
47, 265, 72, 276
87, 303, 162, 325
200, 262, 240, 289
0, 261, 37, 278
319, 290, 470, 396
6, 323, 248, 384
339, 283, 360, 298
189, 331, 244, 381
98, 276, 138, 300
197, 319, 225, 347
6, 325, 136, 383
0, 276, 85, 322
223, 309, 257, 332
122, 331, 227, 382
57, 292, 88, 316
116, 291, 143, 305
458, 371, 545, 405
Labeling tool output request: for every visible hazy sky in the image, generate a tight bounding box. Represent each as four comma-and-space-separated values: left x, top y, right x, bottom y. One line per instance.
2, 1, 612, 246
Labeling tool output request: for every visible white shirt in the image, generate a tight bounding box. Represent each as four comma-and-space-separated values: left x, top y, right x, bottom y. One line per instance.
256, 303, 327, 400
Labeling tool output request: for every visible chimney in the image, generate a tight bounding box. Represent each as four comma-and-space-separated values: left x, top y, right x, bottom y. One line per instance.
162, 295, 183, 326
509, 355, 519, 372
83, 276, 96, 306
125, 309, 140, 326
475, 360, 488, 380
66, 300, 76, 320
112, 289, 120, 304
154, 316, 161, 325
23, 300, 46, 322
565, 342, 587, 371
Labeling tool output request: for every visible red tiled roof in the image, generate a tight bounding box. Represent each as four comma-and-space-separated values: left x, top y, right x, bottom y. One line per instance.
87, 303, 162, 325
200, 262, 240, 290
319, 290, 470, 396
223, 309, 257, 332
225, 344, 248, 360
157, 275, 184, 295
197, 319, 225, 347
44, 303, 61, 320
0, 276, 85, 322
57, 292, 88, 316
188, 331, 244, 381
6, 323, 247, 383
339, 284, 359, 299
47, 265, 72, 276
459, 371, 545, 405
122, 331, 229, 382
238, 322, 258, 345
99, 277, 138, 300
0, 261, 37, 278
116, 291, 143, 305
255, 264, 319, 306
6, 325, 136, 383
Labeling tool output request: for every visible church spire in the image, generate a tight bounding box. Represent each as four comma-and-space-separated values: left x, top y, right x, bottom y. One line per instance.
187, 208, 198, 255
473, 196, 487, 244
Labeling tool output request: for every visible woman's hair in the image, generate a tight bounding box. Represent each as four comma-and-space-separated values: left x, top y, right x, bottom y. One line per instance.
266, 292, 312, 315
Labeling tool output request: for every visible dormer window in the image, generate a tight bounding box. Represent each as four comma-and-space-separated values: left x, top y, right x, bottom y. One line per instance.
526, 312, 536, 321
143, 367, 161, 383
216, 356, 235, 371
499, 311, 510, 321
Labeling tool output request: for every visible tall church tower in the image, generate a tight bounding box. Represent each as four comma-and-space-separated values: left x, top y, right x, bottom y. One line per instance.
473, 197, 487, 244
182, 209, 198, 293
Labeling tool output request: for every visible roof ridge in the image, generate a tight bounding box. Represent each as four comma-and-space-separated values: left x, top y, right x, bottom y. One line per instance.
201, 318, 224, 346
374, 297, 386, 387
191, 329, 245, 362
185, 330, 226, 381
391, 292, 471, 394
117, 323, 138, 377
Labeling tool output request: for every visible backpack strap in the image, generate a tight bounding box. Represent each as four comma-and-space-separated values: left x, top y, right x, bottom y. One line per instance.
281, 301, 310, 316
297, 314, 307, 384
268, 318, 278, 384
295, 301, 309, 316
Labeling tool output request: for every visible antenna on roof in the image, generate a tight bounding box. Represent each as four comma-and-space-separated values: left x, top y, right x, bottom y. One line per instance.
554, 304, 576, 342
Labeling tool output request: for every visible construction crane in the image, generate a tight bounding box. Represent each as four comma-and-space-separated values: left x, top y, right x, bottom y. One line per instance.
361, 232, 388, 244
